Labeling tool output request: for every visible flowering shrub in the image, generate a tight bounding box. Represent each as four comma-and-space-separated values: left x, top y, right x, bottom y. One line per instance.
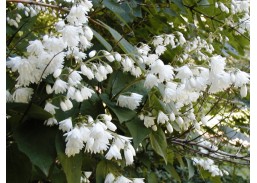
6, 0, 249, 182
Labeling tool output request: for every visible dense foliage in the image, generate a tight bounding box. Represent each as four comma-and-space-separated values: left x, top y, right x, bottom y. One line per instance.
6, 0, 250, 182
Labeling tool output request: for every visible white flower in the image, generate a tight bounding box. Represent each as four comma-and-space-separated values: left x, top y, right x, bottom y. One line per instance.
84, 26, 94, 41
151, 125, 157, 131
234, 70, 250, 87
153, 36, 164, 46
81, 64, 94, 80
106, 121, 117, 131
166, 123, 173, 133
6, 56, 22, 72
124, 148, 134, 165
150, 59, 174, 82
117, 93, 143, 110
69, 71, 82, 85
210, 55, 226, 74
67, 5, 88, 25
27, 40, 45, 55
177, 32, 186, 45
44, 102, 59, 114
17, 3, 25, 10
80, 35, 93, 49
240, 85, 247, 98
64, 127, 84, 157
61, 25, 82, 47
201, 116, 208, 126
81, 87, 95, 100
59, 117, 73, 132
103, 51, 115, 62
131, 67, 142, 78
104, 173, 115, 183
144, 73, 159, 89
144, 116, 155, 128
105, 144, 122, 160
89, 50, 96, 58
79, 125, 90, 143
13, 87, 34, 103
75, 90, 84, 102
157, 111, 169, 124
53, 78, 68, 94
169, 112, 175, 121
122, 56, 134, 72
115, 176, 132, 183
114, 52, 122, 61
133, 178, 145, 183
176, 116, 184, 128
46, 84, 53, 94
175, 65, 193, 79
155, 45, 166, 56
95, 65, 108, 82
66, 86, 76, 99
60, 99, 73, 111
53, 68, 62, 78
44, 117, 58, 126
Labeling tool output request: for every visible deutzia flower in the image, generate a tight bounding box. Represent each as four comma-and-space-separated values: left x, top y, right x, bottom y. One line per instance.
143, 116, 155, 128
117, 93, 143, 110
44, 117, 58, 126
84, 26, 94, 41
60, 99, 73, 111
201, 116, 208, 126
133, 178, 145, 183
122, 56, 134, 72
46, 84, 53, 94
53, 68, 62, 78
89, 50, 96, 58
53, 78, 68, 94
124, 148, 134, 166
105, 144, 122, 160
176, 116, 184, 128
44, 102, 59, 114
103, 51, 115, 62
115, 176, 132, 183
166, 123, 173, 133
114, 52, 122, 61
155, 45, 166, 56
27, 40, 45, 56
240, 85, 247, 98
210, 55, 226, 74
152, 36, 164, 46
68, 71, 82, 86
12, 87, 34, 103
157, 111, 169, 124
144, 73, 159, 89
81, 86, 95, 100
234, 70, 250, 87
61, 25, 82, 47
75, 90, 84, 102
59, 117, 73, 132
104, 173, 115, 183
64, 127, 84, 157
81, 64, 94, 80
175, 65, 193, 79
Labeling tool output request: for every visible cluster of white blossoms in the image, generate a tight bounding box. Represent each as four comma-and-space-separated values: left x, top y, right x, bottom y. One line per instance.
104, 173, 144, 183
192, 157, 229, 177
117, 93, 143, 110
215, 0, 250, 34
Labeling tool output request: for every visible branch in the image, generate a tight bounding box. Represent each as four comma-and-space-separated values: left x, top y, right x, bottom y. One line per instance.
6, 0, 69, 12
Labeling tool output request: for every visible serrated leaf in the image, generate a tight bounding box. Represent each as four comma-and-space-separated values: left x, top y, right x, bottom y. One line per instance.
126, 117, 151, 148
56, 132, 83, 183
13, 122, 57, 176
149, 128, 167, 164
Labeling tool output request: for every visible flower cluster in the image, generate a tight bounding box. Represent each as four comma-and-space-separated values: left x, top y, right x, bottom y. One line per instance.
192, 157, 229, 177
104, 173, 144, 183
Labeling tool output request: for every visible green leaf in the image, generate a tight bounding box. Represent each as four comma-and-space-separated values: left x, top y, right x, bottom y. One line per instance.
100, 93, 137, 123
149, 128, 167, 164
126, 117, 151, 148
56, 132, 83, 183
13, 122, 57, 176
7, 144, 32, 183
92, 28, 112, 52
186, 158, 195, 180
147, 172, 158, 183
165, 164, 181, 183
